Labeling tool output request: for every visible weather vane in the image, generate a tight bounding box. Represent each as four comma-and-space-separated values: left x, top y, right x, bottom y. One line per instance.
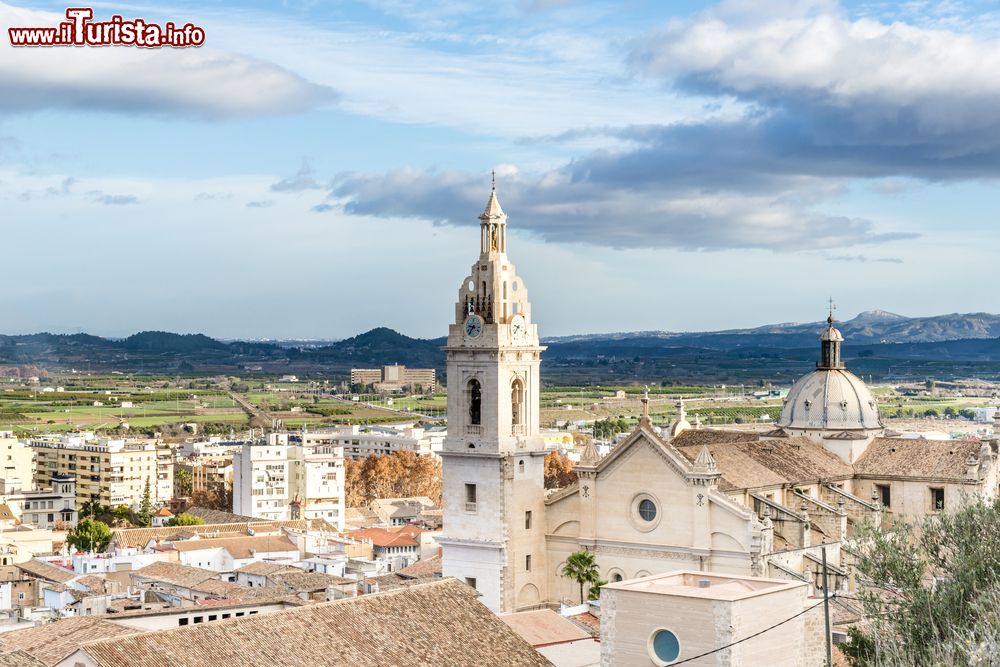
828, 297, 836, 322
491, 169, 496, 191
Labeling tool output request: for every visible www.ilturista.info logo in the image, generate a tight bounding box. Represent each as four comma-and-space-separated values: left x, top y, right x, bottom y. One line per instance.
8, 7, 205, 48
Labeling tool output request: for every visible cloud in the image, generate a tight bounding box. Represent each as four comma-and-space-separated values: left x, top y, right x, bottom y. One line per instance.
311, 203, 336, 213
329, 166, 916, 251
271, 161, 323, 192
0, 3, 336, 119
627, 3, 1000, 178
826, 254, 904, 264
246, 200, 273, 208
94, 194, 138, 205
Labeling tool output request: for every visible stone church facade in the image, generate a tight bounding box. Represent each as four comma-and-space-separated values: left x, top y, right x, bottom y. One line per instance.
440, 188, 1000, 613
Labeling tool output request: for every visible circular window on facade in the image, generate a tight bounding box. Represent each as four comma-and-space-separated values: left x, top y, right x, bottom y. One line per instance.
649, 629, 680, 665
638, 498, 657, 522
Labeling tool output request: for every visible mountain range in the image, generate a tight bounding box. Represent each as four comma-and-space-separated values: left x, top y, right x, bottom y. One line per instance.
2, 311, 1000, 383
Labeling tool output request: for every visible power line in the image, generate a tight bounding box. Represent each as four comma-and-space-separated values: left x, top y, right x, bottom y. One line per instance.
669, 596, 830, 666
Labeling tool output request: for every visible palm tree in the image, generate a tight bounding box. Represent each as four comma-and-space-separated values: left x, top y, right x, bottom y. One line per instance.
563, 549, 600, 604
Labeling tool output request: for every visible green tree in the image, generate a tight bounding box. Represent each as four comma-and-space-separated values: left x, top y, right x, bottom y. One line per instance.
588, 576, 608, 602
66, 519, 112, 553
111, 504, 132, 526
563, 549, 601, 604
136, 479, 153, 527
166, 512, 205, 527
80, 499, 102, 521
174, 469, 193, 498
843, 498, 1000, 666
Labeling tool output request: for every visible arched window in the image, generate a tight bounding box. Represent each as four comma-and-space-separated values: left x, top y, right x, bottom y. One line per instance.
468, 379, 482, 426
511, 378, 525, 427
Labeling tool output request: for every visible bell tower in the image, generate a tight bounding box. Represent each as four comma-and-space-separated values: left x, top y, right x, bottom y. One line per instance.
438, 181, 549, 613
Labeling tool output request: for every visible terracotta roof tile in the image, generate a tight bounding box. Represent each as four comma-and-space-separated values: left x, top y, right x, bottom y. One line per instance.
854, 437, 981, 480
499, 610, 591, 647
171, 535, 298, 559
0, 617, 137, 666
110, 520, 312, 550
15, 560, 74, 584
0, 650, 46, 667
670, 428, 762, 448
676, 437, 852, 490
130, 562, 217, 589
77, 579, 552, 667
398, 555, 441, 579
347, 525, 422, 548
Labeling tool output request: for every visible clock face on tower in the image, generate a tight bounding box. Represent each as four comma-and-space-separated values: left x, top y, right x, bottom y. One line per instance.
510, 314, 526, 340
464, 314, 483, 338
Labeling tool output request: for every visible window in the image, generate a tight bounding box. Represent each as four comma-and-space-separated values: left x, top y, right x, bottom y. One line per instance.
193, 616, 203, 624
876, 484, 891, 508
179, 618, 189, 626
638, 499, 657, 522
931, 487, 945, 511
611, 573, 623, 583
222, 614, 231, 619
465, 484, 477, 512
467, 379, 482, 426
208, 615, 217, 622
525, 555, 531, 571
525, 510, 532, 530
649, 629, 681, 665
511, 378, 525, 427
518, 459, 525, 474
465, 577, 477, 590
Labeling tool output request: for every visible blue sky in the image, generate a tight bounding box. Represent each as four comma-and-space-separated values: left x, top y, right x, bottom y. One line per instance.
1, 0, 999, 339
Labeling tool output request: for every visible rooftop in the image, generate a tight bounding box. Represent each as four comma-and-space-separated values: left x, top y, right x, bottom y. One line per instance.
675, 436, 853, 491
74, 579, 552, 667
603, 570, 806, 602
170, 534, 298, 559
499, 609, 592, 647
15, 560, 74, 584
110, 520, 314, 550
855, 437, 982, 480
0, 617, 137, 666
130, 562, 217, 589
347, 525, 422, 548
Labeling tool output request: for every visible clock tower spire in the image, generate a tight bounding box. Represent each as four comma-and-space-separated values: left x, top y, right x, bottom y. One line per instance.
439, 181, 548, 613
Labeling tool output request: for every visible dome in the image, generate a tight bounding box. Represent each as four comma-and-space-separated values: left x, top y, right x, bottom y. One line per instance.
778, 368, 882, 431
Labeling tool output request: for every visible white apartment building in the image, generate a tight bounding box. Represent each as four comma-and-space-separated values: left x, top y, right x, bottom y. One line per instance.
26, 432, 172, 509
175, 437, 250, 459
0, 475, 78, 530
232, 433, 345, 530
0, 432, 34, 485
299, 425, 444, 460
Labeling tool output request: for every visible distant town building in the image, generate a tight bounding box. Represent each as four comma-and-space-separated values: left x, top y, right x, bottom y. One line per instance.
0, 433, 34, 487
25, 433, 172, 510
0, 475, 77, 530
176, 457, 233, 503
232, 433, 345, 529
350, 364, 436, 392
301, 425, 444, 460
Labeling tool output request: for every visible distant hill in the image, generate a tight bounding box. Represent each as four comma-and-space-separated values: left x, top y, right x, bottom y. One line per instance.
2, 311, 1000, 383
544, 311, 1000, 348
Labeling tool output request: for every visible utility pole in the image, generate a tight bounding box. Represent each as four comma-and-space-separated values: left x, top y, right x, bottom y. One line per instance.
822, 546, 833, 667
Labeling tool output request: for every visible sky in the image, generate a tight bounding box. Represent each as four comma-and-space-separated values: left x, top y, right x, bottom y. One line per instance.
1, 0, 999, 340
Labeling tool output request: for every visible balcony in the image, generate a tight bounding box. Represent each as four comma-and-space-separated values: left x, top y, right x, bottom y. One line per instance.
511, 424, 526, 436
465, 502, 477, 513
465, 425, 482, 436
